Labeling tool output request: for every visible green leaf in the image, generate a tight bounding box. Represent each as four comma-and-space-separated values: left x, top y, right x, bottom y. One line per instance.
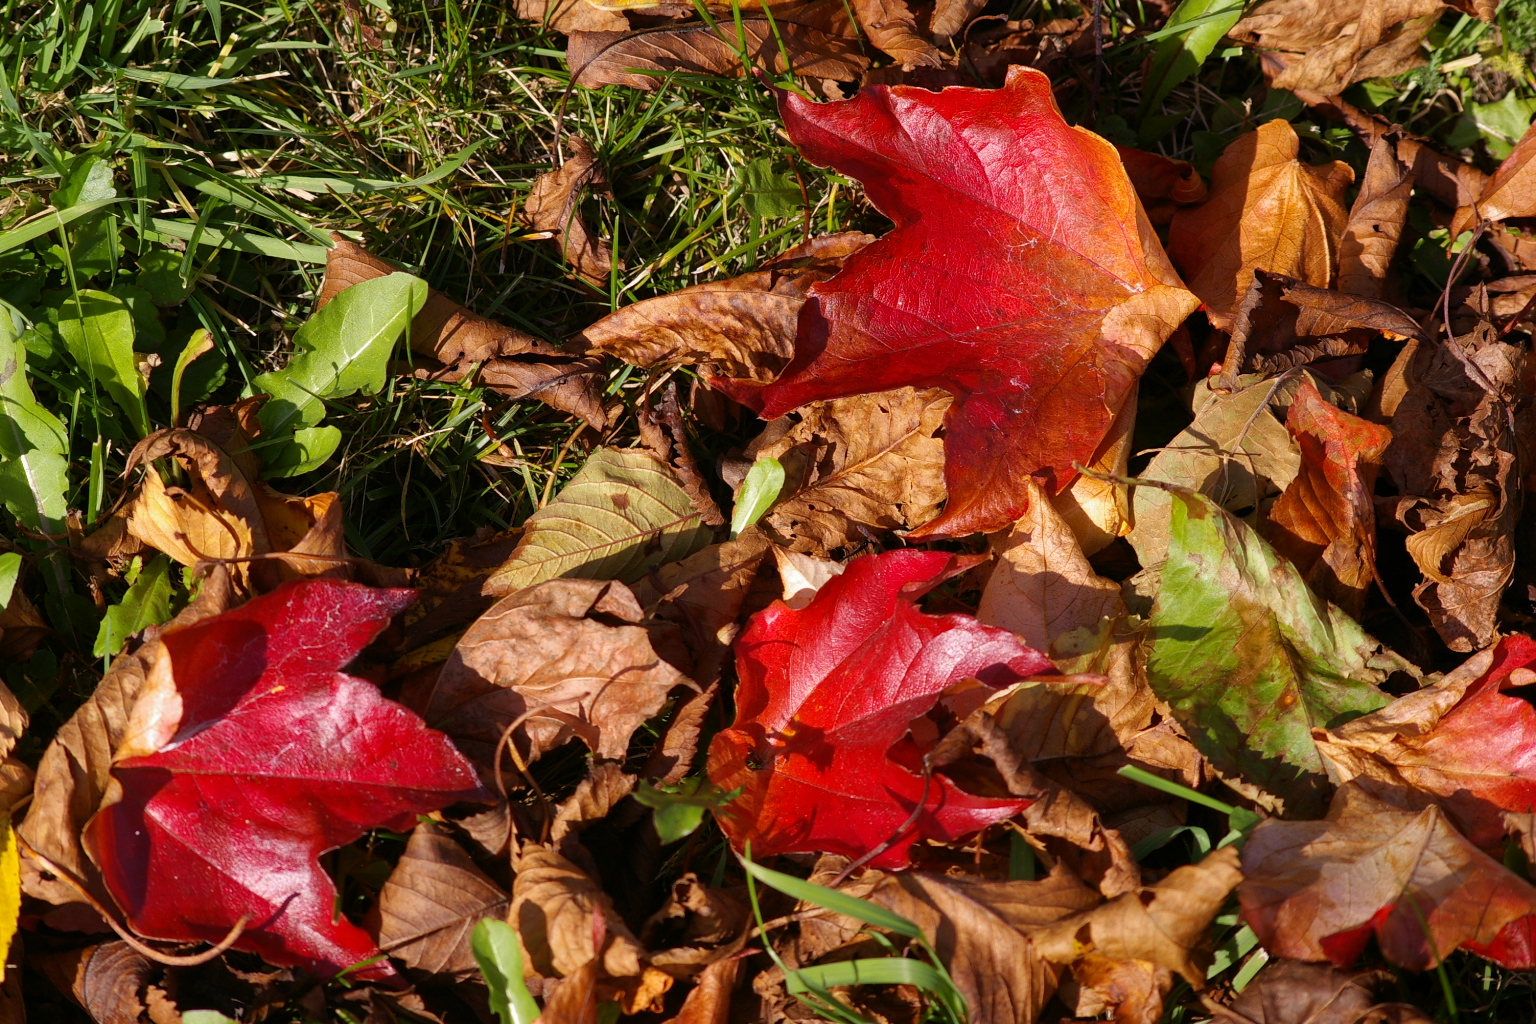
0, 303, 69, 534
731, 456, 784, 537
789, 957, 948, 994
261, 425, 343, 478
56, 289, 150, 436
484, 448, 712, 596
182, 1013, 239, 1024
170, 329, 216, 427
739, 158, 801, 219
0, 199, 125, 259
93, 554, 173, 658
739, 857, 923, 940
0, 552, 21, 609
472, 919, 541, 1024
633, 778, 739, 844
1145, 490, 1406, 817
1139, 0, 1248, 123
254, 272, 426, 439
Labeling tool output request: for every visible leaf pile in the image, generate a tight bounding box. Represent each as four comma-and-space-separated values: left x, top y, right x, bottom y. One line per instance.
12, 0, 1536, 1022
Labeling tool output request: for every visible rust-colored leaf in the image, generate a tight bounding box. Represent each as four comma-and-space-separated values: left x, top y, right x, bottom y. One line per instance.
1229, 0, 1448, 97
522, 137, 617, 288
1266, 378, 1393, 619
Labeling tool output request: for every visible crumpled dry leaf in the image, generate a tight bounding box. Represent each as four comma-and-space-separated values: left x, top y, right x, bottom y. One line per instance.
661, 956, 738, 1024
1338, 132, 1414, 299
34, 942, 155, 1024
1206, 960, 1430, 1024
1241, 783, 1536, 970
1229, 0, 1448, 97
860, 865, 1102, 1024
510, 842, 672, 1009
1115, 146, 1209, 226
1030, 847, 1243, 986
580, 232, 871, 382
1063, 954, 1173, 1024
1313, 638, 1536, 849
851, 0, 940, 68
522, 137, 617, 288
1167, 120, 1353, 329
321, 239, 608, 429
1382, 321, 1532, 651
373, 819, 509, 980
425, 578, 695, 769
568, 14, 868, 91
742, 387, 949, 553
1216, 271, 1427, 386
516, 0, 627, 33
1265, 378, 1393, 619
19, 568, 231, 910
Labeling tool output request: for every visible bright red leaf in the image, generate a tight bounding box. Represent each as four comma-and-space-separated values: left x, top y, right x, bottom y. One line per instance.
706, 548, 1057, 868
721, 66, 1199, 537
86, 579, 489, 980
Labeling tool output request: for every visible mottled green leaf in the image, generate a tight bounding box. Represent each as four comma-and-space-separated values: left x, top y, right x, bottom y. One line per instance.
1146, 490, 1408, 817
56, 289, 149, 436
93, 554, 173, 658
485, 448, 711, 596
254, 271, 427, 439
0, 303, 69, 533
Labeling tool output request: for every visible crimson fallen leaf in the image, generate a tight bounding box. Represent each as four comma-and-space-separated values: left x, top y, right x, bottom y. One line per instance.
86, 578, 489, 980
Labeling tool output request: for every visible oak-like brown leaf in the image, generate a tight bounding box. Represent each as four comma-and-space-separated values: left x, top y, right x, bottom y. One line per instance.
426, 578, 693, 771
743, 387, 949, 553
1168, 120, 1352, 328
374, 820, 509, 980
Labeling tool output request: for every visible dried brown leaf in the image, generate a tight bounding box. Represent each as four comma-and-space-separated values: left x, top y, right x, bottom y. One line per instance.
35, 942, 154, 1024
1168, 120, 1353, 329
743, 387, 949, 553
516, 0, 627, 36
1206, 960, 1418, 1024
1338, 133, 1414, 299
1229, 0, 1446, 96
374, 820, 509, 980
426, 578, 695, 769
1064, 954, 1172, 1024
521, 137, 616, 288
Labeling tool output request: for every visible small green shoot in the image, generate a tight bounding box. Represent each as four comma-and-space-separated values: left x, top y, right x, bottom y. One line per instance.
473, 918, 541, 1024
731, 456, 784, 537
1117, 764, 1262, 847
633, 777, 739, 844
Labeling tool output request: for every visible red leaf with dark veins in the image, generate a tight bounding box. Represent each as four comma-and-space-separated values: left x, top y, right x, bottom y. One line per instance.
719, 66, 1198, 537
86, 579, 489, 980
706, 549, 1057, 868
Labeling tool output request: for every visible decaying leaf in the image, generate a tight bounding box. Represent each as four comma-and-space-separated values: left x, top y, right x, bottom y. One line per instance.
1146, 490, 1405, 817
850, 0, 941, 68
521, 137, 616, 288
375, 819, 509, 979
729, 66, 1198, 537
510, 842, 672, 1008
861, 865, 1102, 1023
515, 0, 627, 33
742, 387, 949, 553
1241, 784, 1536, 970
1115, 145, 1209, 226
1207, 960, 1427, 1024
1229, 0, 1449, 97
1382, 321, 1532, 651
1167, 120, 1352, 328
1455, 120, 1536, 236
1265, 378, 1393, 619
568, 17, 868, 91
581, 232, 870, 382
1064, 954, 1172, 1024
483, 447, 712, 598
427, 578, 694, 769
1338, 132, 1415, 299
708, 549, 1055, 867
1313, 637, 1536, 848
35, 942, 156, 1024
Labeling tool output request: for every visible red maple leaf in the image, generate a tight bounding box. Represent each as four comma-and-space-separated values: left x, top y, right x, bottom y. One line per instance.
706, 549, 1056, 868
720, 66, 1198, 537
86, 579, 489, 979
